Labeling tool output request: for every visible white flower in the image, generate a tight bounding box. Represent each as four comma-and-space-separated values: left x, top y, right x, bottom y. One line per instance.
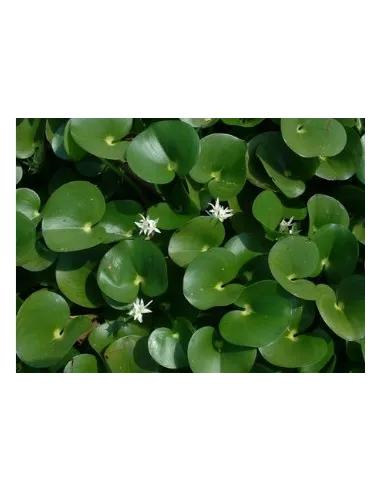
206, 198, 234, 222
128, 298, 153, 323
134, 214, 161, 239
279, 217, 298, 234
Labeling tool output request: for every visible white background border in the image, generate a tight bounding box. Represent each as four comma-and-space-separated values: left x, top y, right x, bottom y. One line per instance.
3, 1, 375, 491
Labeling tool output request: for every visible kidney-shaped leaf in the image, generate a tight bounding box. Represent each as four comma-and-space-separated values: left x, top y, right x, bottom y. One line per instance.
70, 118, 132, 159
187, 326, 256, 373
168, 216, 225, 267
64, 354, 98, 373
281, 118, 347, 157
148, 318, 194, 369
312, 224, 359, 283
42, 181, 106, 252
16, 289, 91, 368
104, 335, 158, 373
268, 236, 320, 300
219, 281, 292, 348
127, 120, 200, 184
183, 248, 243, 310
97, 238, 168, 303
259, 329, 328, 368
307, 194, 349, 237
189, 134, 247, 200
316, 275, 365, 341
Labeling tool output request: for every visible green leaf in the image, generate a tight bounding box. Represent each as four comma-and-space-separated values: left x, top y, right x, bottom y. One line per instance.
255, 132, 317, 198
51, 123, 72, 161
219, 281, 292, 347
64, 120, 87, 161
356, 135, 365, 184
64, 354, 98, 373
299, 329, 335, 373
247, 133, 277, 190
42, 181, 106, 252
21, 240, 58, 272
16, 118, 42, 159
252, 190, 284, 230
104, 335, 158, 373
16, 188, 41, 224
183, 248, 244, 310
315, 128, 362, 180
222, 118, 264, 127
352, 220, 365, 245
224, 232, 271, 270
148, 318, 194, 369
127, 120, 200, 184
16, 212, 36, 266
316, 275, 365, 341
180, 118, 218, 128
70, 118, 133, 159
16, 289, 91, 368
259, 329, 328, 368
311, 224, 359, 283
16, 165, 23, 185
168, 216, 225, 267
45, 118, 68, 143
147, 202, 198, 230
268, 236, 320, 300
281, 118, 347, 157
95, 200, 143, 243
307, 194, 349, 237
97, 238, 168, 303
187, 326, 257, 373
89, 320, 149, 354
56, 246, 107, 308
189, 134, 247, 199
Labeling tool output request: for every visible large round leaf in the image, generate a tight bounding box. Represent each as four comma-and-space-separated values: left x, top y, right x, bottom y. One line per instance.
183, 248, 243, 310
224, 232, 270, 270
16, 188, 41, 224
64, 354, 98, 373
311, 224, 359, 283
168, 216, 225, 267
127, 120, 200, 184
219, 281, 292, 348
255, 132, 317, 198
281, 118, 347, 157
148, 318, 193, 369
189, 134, 247, 199
16, 118, 42, 159
307, 194, 349, 237
16, 289, 91, 368
268, 236, 320, 300
16, 212, 36, 266
56, 246, 106, 308
316, 275, 365, 341
259, 329, 328, 368
104, 335, 158, 373
97, 238, 168, 303
315, 128, 362, 180
187, 326, 256, 373
95, 200, 143, 243
42, 181, 106, 252
70, 118, 133, 159
180, 118, 218, 128
89, 320, 148, 354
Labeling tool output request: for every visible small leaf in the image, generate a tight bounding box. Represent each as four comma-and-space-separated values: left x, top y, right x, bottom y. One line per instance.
307, 194, 349, 237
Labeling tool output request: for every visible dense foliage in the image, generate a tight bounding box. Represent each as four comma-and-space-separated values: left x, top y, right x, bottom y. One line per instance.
16, 118, 365, 373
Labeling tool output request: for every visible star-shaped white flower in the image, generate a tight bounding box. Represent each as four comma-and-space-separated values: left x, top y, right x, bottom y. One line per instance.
279, 217, 298, 234
128, 298, 153, 323
134, 214, 161, 239
206, 198, 234, 222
